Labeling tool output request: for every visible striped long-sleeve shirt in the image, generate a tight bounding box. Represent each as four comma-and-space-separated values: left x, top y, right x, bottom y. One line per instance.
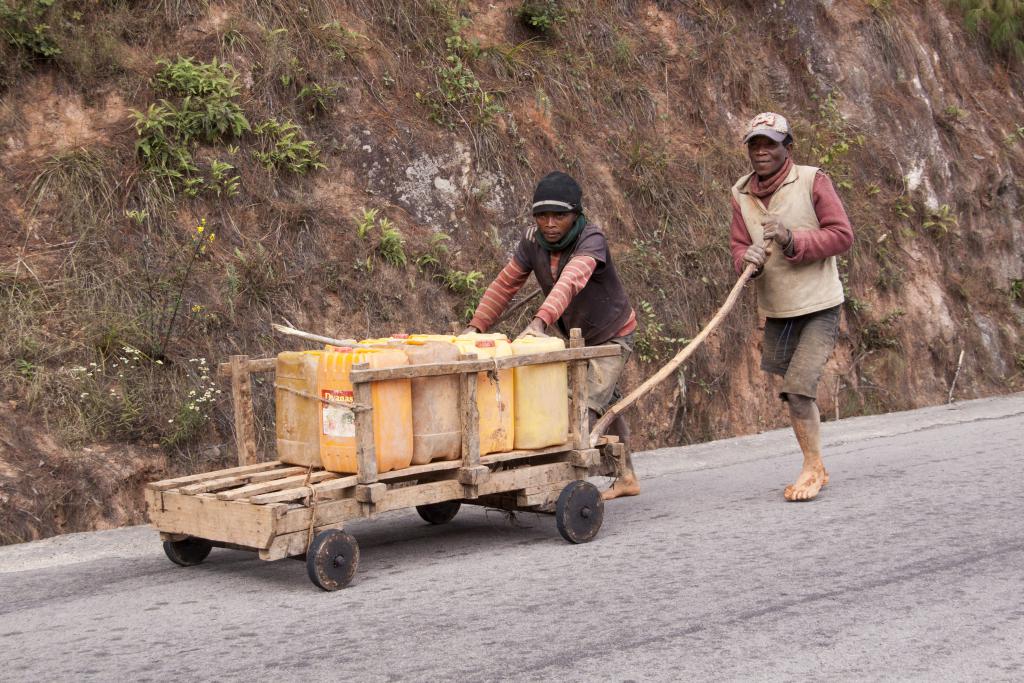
469, 254, 637, 335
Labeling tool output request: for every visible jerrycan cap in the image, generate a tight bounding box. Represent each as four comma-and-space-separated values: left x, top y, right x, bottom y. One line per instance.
475, 340, 495, 348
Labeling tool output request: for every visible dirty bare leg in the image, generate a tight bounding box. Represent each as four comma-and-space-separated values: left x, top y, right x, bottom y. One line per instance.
784, 394, 828, 501
596, 411, 640, 500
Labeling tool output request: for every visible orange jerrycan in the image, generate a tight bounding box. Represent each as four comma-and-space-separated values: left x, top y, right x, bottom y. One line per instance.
275, 351, 323, 467
318, 347, 414, 474
511, 336, 569, 449
455, 333, 514, 455
401, 340, 462, 464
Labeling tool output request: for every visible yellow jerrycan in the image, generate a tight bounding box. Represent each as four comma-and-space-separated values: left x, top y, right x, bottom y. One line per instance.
400, 339, 462, 464
275, 351, 323, 467
455, 333, 514, 455
318, 346, 414, 474
510, 336, 569, 449
408, 333, 457, 343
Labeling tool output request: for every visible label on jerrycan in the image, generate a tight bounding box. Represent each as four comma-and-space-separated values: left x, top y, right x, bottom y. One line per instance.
322, 389, 355, 438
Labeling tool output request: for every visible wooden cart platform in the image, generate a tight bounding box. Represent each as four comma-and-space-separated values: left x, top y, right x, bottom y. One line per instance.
146, 329, 629, 590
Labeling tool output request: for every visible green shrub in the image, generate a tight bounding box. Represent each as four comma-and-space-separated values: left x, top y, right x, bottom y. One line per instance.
1010, 277, 1023, 302
132, 57, 250, 191
518, 0, 566, 33
922, 204, 958, 237
416, 14, 502, 129
415, 233, 451, 271
807, 93, 864, 187
440, 269, 485, 320
634, 300, 689, 363
0, 0, 61, 58
377, 217, 407, 267
252, 118, 324, 173
355, 207, 378, 239
297, 82, 341, 117
859, 310, 904, 352
153, 57, 250, 143
948, 0, 1024, 61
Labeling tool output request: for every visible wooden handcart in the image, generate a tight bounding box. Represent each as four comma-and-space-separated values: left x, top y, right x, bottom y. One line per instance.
146, 329, 628, 590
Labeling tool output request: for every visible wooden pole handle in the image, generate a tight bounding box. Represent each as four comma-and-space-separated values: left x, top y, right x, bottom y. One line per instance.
588, 239, 772, 447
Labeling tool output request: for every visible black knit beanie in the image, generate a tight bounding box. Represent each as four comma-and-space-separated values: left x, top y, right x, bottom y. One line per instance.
531, 171, 583, 215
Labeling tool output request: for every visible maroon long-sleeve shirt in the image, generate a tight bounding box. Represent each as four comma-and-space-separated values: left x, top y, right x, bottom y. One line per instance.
729, 171, 854, 274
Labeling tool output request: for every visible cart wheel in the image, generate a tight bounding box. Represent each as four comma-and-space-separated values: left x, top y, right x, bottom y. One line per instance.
555, 480, 604, 544
306, 529, 359, 591
416, 500, 461, 525
163, 537, 213, 566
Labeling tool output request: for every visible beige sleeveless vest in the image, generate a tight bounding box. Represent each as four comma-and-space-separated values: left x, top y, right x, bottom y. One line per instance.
731, 164, 845, 318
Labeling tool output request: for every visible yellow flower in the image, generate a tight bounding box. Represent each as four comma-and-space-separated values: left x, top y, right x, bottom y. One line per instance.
208, 233, 216, 243
196, 225, 204, 234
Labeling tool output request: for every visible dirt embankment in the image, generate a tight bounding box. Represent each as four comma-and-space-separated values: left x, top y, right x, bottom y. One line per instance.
1, 0, 1022, 540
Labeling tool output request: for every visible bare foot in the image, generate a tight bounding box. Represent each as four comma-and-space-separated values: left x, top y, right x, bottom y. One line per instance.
602, 474, 641, 500
783, 466, 828, 502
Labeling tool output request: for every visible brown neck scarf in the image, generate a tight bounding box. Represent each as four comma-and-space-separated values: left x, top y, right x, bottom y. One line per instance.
748, 156, 793, 199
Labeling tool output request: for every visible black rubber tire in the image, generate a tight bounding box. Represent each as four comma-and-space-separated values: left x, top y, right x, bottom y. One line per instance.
416, 500, 461, 525
306, 529, 359, 591
163, 537, 213, 566
555, 480, 604, 544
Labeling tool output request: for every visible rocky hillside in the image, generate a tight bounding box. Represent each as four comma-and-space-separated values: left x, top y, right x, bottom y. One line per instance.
2, 0, 1023, 542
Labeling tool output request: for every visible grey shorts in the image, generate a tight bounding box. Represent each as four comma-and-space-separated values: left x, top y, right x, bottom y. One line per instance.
761, 305, 840, 400
587, 333, 634, 414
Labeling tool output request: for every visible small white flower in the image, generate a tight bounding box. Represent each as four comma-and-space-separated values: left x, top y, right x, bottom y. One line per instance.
155, 360, 163, 365
80, 392, 89, 398
168, 419, 174, 423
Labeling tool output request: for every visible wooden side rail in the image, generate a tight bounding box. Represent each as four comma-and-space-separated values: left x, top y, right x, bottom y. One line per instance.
228, 355, 259, 467
348, 345, 620, 383
215, 345, 620, 380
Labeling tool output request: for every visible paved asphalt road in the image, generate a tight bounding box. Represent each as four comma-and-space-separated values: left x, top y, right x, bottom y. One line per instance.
2, 394, 1022, 681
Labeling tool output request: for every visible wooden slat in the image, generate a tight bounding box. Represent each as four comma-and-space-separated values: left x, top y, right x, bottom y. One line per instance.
459, 353, 480, 468
215, 346, 618, 381
230, 355, 258, 466
147, 462, 286, 492
145, 489, 281, 549
375, 479, 465, 514
517, 481, 564, 507
248, 475, 359, 505
277, 497, 364, 535
352, 363, 378, 484
215, 470, 339, 501
378, 459, 462, 480
179, 466, 307, 495
217, 357, 276, 378
479, 442, 572, 465
259, 522, 346, 561
569, 329, 589, 450
348, 345, 621, 382
477, 462, 579, 496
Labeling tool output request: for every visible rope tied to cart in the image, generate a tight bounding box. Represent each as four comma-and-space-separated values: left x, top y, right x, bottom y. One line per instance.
302, 464, 319, 551
273, 384, 372, 412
